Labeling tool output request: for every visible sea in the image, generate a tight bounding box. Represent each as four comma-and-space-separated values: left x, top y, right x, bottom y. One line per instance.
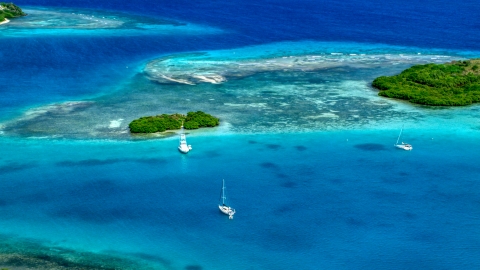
1, 0, 480, 269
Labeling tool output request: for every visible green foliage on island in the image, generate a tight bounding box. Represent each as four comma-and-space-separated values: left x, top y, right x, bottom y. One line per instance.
183, 111, 220, 129
129, 111, 219, 133
0, 2, 27, 22
129, 113, 184, 133
372, 59, 480, 106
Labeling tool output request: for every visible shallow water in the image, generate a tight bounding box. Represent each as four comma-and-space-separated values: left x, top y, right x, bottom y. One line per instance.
0, 6, 222, 37
2, 41, 479, 139
1, 129, 480, 269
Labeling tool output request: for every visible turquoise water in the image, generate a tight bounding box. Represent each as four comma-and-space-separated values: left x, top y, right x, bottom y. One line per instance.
1, 1, 480, 269
1, 7, 222, 37
3, 41, 480, 139
1, 129, 480, 269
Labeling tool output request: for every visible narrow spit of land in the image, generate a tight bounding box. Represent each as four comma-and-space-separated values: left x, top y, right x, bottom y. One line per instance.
372, 59, 480, 106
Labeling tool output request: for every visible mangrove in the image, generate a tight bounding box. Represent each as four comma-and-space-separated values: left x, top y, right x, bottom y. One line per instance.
129, 111, 219, 133
372, 59, 480, 106
0, 2, 26, 23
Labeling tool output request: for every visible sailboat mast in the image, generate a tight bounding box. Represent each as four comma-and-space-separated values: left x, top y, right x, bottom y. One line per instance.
396, 126, 404, 145
221, 179, 226, 205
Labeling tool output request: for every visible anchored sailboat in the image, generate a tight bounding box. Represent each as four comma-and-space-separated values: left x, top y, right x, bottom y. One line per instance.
218, 179, 235, 219
395, 126, 412, 151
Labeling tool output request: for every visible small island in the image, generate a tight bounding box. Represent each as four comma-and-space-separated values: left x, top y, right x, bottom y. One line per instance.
0, 2, 26, 24
372, 59, 480, 106
129, 111, 220, 133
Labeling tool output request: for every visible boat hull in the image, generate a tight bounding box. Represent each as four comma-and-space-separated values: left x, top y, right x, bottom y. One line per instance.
219, 205, 235, 216
178, 145, 190, 153
178, 144, 192, 153
395, 144, 412, 151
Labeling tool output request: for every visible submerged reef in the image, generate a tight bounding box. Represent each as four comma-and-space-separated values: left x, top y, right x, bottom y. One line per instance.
0, 2, 26, 22
144, 51, 459, 86
373, 59, 480, 106
129, 111, 219, 133
0, 42, 473, 139
0, 7, 220, 37
0, 235, 154, 270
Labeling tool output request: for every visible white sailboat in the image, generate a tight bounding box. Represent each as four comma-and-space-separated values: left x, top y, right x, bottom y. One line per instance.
218, 179, 235, 219
395, 126, 412, 151
178, 127, 192, 154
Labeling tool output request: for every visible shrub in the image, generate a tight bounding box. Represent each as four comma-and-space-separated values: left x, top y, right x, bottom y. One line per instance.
372, 59, 480, 106
0, 2, 26, 19
184, 111, 220, 129
183, 121, 199, 129
129, 111, 219, 133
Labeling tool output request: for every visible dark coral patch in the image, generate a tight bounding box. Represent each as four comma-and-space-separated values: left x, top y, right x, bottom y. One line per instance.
203, 150, 221, 158
295, 145, 307, 151
52, 206, 146, 224
0, 162, 37, 175
185, 265, 203, 270
346, 217, 366, 227
260, 162, 278, 169
281, 181, 297, 188
354, 143, 386, 151
266, 144, 281, 149
56, 158, 165, 167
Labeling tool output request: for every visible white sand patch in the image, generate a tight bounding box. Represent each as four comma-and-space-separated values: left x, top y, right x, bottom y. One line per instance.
0, 18, 10, 25
224, 103, 267, 108
159, 74, 195, 85
192, 74, 226, 84
109, 119, 124, 128
223, 103, 246, 107
304, 113, 339, 119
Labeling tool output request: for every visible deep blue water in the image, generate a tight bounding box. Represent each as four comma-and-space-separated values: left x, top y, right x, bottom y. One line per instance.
17, 0, 480, 50
3, 0, 480, 113
1, 0, 480, 269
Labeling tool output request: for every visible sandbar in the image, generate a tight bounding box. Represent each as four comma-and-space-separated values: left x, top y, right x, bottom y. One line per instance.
0, 18, 10, 25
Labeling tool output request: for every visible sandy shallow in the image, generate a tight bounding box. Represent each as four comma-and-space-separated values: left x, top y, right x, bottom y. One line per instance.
0, 18, 10, 25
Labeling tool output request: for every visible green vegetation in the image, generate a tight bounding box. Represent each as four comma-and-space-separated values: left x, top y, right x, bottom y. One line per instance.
372, 59, 480, 106
129, 113, 184, 133
183, 111, 220, 129
0, 2, 27, 22
129, 111, 219, 133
